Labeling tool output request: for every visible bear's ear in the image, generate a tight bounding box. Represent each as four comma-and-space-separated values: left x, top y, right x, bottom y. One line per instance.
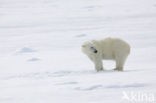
91, 40, 99, 47
91, 40, 98, 44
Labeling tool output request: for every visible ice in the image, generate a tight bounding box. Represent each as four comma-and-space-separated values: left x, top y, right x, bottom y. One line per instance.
0, 0, 156, 103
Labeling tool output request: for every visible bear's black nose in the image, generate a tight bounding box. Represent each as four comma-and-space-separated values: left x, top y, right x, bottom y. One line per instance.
94, 50, 98, 53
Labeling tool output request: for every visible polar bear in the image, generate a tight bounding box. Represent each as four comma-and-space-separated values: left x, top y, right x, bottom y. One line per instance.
82, 37, 130, 71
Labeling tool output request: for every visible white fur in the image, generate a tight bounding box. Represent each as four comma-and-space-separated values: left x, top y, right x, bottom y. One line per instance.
82, 37, 130, 71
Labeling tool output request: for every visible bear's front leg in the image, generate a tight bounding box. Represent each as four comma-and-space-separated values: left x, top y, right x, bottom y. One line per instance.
94, 60, 103, 72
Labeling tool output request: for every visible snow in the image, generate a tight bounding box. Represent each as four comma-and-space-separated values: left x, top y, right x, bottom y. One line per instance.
0, 0, 156, 103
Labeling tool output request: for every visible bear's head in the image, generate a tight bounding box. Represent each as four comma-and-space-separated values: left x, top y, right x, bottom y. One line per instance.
81, 41, 98, 55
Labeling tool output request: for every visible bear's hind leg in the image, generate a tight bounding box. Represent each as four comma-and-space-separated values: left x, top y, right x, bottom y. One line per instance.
115, 55, 128, 71
114, 67, 123, 71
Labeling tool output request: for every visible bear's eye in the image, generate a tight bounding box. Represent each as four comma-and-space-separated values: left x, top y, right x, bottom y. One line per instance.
90, 47, 94, 49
